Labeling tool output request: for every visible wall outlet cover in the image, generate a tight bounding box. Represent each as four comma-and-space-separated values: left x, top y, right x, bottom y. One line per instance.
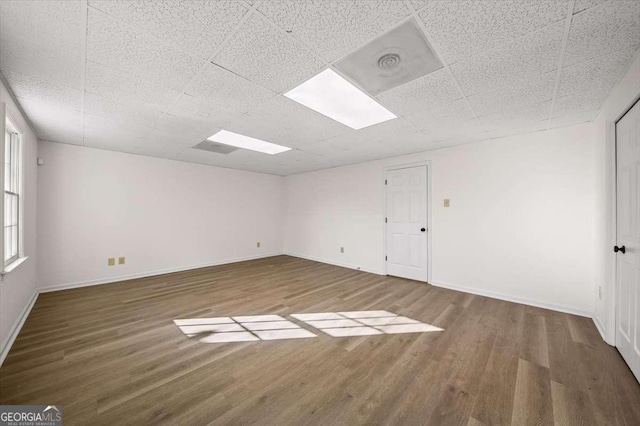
108, 258, 115, 266
444, 199, 450, 207
118, 256, 125, 265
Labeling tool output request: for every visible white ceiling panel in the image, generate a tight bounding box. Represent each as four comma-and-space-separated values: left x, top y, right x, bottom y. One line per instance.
549, 109, 599, 130
0, 33, 84, 90
181, 63, 276, 114
0, 0, 84, 54
2, 0, 638, 175
479, 100, 552, 133
224, 95, 352, 148
573, 0, 608, 14
557, 47, 637, 98
83, 93, 163, 130
257, 0, 413, 62
83, 113, 155, 139
38, 125, 84, 146
563, 1, 640, 66
451, 21, 565, 97
467, 72, 556, 118
213, 13, 324, 92
552, 87, 611, 118
88, 0, 249, 60
87, 8, 205, 91
17, 98, 83, 134
418, 0, 568, 65
2, 70, 83, 111
376, 68, 462, 116
85, 61, 182, 108
404, 99, 476, 132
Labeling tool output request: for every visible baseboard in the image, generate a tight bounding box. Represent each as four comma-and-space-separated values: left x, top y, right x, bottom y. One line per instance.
39, 252, 284, 293
429, 280, 592, 318
592, 316, 613, 345
0, 289, 39, 367
284, 252, 384, 275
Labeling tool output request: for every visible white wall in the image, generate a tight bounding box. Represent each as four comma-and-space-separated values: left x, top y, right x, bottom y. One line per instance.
37, 142, 284, 290
0, 78, 38, 357
592, 51, 640, 343
284, 123, 597, 316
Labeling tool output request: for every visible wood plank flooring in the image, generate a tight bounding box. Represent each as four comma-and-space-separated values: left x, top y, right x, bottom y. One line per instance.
1, 255, 639, 425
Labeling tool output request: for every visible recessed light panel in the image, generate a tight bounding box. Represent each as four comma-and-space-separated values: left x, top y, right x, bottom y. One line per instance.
207, 130, 291, 155
284, 69, 397, 130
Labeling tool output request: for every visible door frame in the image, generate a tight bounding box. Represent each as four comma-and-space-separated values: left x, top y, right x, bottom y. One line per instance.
608, 94, 640, 348
382, 161, 432, 283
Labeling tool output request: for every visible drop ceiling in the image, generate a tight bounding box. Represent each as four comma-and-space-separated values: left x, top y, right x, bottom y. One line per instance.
0, 0, 638, 176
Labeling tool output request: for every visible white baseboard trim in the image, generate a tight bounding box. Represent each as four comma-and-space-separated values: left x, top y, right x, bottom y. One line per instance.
592, 316, 613, 345
429, 280, 592, 318
40, 252, 284, 293
284, 252, 384, 276
0, 289, 39, 367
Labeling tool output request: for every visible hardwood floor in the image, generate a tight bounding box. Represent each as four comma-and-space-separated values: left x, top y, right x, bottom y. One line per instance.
1, 255, 639, 425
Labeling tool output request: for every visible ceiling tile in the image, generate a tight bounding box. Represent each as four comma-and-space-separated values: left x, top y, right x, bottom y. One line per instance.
0, 33, 83, 89
3, 70, 83, 110
85, 61, 182, 109
557, 47, 637, 97
87, 8, 205, 91
153, 113, 225, 142
410, 1, 430, 12
403, 99, 476, 132
224, 95, 352, 148
213, 13, 324, 92
549, 109, 599, 129
17, 97, 83, 134
38, 126, 84, 145
376, 68, 462, 116
0, 0, 84, 53
181, 63, 276, 115
83, 93, 163, 130
82, 128, 144, 154
83, 113, 155, 139
88, 0, 249, 60
552, 87, 610, 118
484, 120, 549, 140
466, 72, 556, 118
418, 0, 568, 65
563, 1, 640, 66
573, 0, 608, 14
451, 21, 565, 97
257, 0, 413, 62
478, 100, 552, 133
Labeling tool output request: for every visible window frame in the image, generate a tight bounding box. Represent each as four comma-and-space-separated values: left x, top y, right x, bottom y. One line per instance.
2, 111, 24, 271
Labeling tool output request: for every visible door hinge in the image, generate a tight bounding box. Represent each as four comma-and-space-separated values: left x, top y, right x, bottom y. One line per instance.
384, 179, 387, 185
385, 217, 387, 223
385, 256, 387, 261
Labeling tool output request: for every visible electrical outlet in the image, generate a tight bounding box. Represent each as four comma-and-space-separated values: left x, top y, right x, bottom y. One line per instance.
118, 256, 126, 265
108, 258, 115, 266
444, 199, 450, 207
257, 242, 261, 248
340, 247, 344, 253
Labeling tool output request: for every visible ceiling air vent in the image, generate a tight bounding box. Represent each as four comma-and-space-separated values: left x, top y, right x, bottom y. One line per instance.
192, 140, 239, 154
335, 19, 443, 95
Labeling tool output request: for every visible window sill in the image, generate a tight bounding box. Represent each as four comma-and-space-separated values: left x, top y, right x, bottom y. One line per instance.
2, 256, 28, 275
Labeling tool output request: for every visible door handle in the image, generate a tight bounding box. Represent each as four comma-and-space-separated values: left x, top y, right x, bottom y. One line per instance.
420, 228, 426, 232
614, 245, 626, 254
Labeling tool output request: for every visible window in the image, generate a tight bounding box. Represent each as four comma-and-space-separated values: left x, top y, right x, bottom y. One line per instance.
4, 123, 20, 267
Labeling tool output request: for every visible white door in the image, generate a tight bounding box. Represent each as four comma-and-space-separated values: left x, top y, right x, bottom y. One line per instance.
615, 99, 640, 382
385, 166, 428, 281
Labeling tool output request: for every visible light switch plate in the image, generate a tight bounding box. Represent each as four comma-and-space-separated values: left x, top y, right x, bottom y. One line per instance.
108, 258, 115, 266
118, 257, 126, 265
444, 199, 450, 207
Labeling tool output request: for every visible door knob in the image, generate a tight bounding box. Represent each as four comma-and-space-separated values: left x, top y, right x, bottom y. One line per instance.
614, 245, 626, 254
420, 228, 426, 232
